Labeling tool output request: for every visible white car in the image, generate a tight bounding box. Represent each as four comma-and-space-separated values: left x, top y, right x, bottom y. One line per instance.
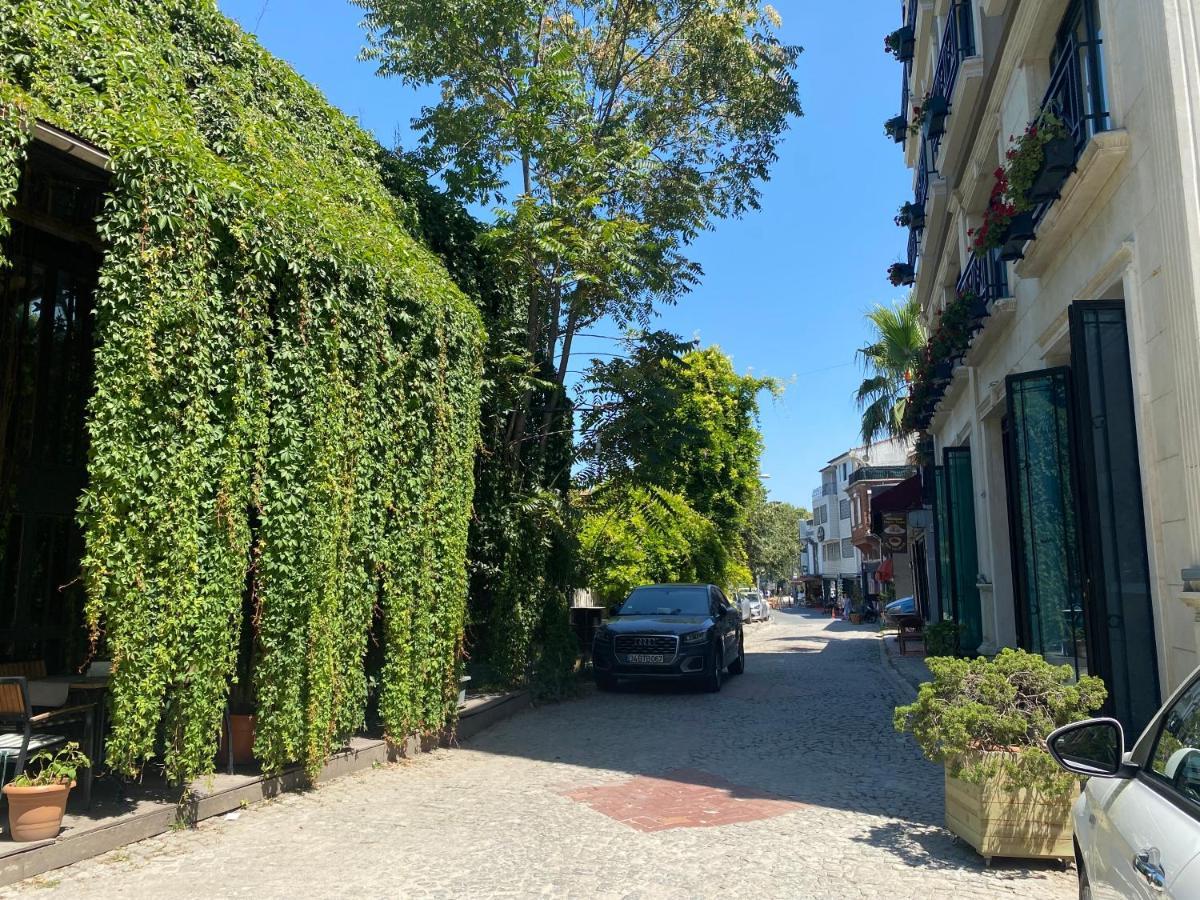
736, 590, 765, 622
1048, 664, 1200, 898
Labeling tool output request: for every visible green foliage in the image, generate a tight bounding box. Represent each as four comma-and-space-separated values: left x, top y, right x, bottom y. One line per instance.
0, 0, 483, 782
923, 619, 965, 657
580, 333, 774, 569
9, 742, 90, 788
577, 484, 728, 608
356, 0, 801, 463
894, 649, 1108, 796
856, 295, 924, 445
742, 490, 807, 586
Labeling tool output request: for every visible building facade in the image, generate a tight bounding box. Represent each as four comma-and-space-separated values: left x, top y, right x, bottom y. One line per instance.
891, 0, 1200, 733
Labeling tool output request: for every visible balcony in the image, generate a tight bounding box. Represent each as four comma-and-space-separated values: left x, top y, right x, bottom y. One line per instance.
926, 0, 976, 164
848, 465, 917, 486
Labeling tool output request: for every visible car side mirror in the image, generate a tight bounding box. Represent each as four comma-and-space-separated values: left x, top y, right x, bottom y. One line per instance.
1047, 717, 1130, 778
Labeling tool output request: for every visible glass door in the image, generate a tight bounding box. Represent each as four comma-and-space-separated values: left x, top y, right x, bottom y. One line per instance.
943, 447, 981, 652
1070, 301, 1159, 734
1005, 368, 1088, 677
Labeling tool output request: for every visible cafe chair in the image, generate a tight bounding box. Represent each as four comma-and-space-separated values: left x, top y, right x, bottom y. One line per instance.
0, 677, 95, 807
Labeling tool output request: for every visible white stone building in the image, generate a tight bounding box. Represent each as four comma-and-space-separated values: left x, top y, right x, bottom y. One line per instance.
892, 0, 1200, 732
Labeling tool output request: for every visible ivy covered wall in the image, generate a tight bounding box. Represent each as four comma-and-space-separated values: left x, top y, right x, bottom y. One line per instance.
0, 0, 483, 781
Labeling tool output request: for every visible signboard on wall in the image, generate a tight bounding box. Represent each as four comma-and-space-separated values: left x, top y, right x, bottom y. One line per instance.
881, 512, 908, 552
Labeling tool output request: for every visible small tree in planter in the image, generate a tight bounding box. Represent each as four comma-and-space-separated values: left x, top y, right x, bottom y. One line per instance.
894, 649, 1107, 862
3, 743, 91, 842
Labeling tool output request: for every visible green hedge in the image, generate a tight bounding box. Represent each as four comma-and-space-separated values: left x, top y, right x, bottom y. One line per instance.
0, 0, 483, 781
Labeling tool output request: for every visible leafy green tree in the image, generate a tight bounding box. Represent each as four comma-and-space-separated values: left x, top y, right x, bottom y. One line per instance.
855, 294, 925, 446
579, 333, 774, 565
743, 489, 807, 586
356, 0, 802, 476
577, 484, 728, 607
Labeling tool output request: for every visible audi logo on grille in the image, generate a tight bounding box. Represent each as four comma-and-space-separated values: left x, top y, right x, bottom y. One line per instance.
635, 637, 653, 648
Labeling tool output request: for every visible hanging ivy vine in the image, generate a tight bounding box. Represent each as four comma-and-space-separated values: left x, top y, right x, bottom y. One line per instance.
0, 0, 483, 782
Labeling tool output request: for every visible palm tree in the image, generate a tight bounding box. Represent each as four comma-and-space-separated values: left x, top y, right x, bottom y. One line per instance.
855, 294, 925, 446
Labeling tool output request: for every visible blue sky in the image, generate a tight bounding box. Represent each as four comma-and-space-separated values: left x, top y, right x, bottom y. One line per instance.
216, 0, 912, 510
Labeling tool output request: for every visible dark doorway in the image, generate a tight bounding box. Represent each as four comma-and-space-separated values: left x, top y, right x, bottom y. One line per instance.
1070, 301, 1160, 734
0, 141, 105, 672
943, 447, 981, 652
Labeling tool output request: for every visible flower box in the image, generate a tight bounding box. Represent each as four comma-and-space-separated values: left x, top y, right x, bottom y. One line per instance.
888, 262, 915, 286
999, 211, 1037, 261
895, 201, 925, 232
944, 764, 1076, 864
922, 95, 950, 138
885, 26, 915, 63
885, 115, 907, 144
1026, 135, 1075, 203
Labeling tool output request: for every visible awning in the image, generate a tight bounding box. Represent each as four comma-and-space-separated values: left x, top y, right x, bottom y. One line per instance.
876, 558, 894, 582
870, 474, 923, 535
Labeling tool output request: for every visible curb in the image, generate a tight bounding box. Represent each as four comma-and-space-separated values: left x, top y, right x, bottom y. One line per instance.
876, 630, 925, 696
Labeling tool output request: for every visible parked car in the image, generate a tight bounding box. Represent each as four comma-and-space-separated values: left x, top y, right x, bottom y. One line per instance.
882, 595, 917, 625
736, 590, 767, 622
592, 584, 744, 692
1047, 663, 1200, 898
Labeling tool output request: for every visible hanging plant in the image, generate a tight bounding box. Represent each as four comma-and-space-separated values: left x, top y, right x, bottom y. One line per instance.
888, 261, 915, 286
968, 168, 1017, 257
885, 26, 915, 63
895, 201, 925, 231
885, 115, 907, 144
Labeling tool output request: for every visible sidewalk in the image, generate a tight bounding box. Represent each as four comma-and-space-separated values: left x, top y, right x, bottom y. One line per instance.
878, 625, 932, 693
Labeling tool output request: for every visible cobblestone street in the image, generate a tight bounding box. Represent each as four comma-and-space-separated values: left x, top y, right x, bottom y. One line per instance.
12, 609, 1074, 899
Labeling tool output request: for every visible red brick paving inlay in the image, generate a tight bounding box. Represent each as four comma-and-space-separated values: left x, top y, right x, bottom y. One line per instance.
562, 768, 804, 832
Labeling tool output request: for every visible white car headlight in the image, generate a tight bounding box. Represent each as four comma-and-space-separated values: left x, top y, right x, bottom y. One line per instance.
681, 630, 710, 645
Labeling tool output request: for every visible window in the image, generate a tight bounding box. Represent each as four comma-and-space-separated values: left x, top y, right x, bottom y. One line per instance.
840, 499, 851, 520
823, 543, 839, 562
816, 506, 828, 525
841, 538, 854, 559
1148, 678, 1200, 815
1049, 0, 1109, 154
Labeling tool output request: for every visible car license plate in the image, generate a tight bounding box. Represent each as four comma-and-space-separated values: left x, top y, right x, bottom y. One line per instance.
627, 653, 666, 664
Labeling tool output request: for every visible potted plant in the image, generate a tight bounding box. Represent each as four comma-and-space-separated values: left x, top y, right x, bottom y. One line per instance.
1006, 112, 1073, 205
999, 210, 1037, 261
887, 261, 915, 286
884, 115, 907, 144
894, 201, 925, 232
884, 26, 915, 63
3, 742, 90, 841
894, 649, 1107, 862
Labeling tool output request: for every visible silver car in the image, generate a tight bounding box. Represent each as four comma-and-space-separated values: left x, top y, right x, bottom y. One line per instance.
738, 590, 766, 622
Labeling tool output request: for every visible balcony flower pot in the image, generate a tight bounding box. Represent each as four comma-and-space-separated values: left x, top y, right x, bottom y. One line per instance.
885, 26, 915, 63
887, 262, 915, 287
999, 210, 1037, 261
885, 115, 907, 144
895, 201, 925, 232
1026, 135, 1075, 203
966, 292, 988, 321
922, 95, 950, 139
3, 781, 74, 842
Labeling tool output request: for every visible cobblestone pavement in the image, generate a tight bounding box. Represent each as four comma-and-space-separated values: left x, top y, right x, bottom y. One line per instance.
12, 609, 1074, 899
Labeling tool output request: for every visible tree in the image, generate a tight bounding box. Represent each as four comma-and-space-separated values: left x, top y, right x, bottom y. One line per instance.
356, 0, 801, 481
855, 294, 925, 446
579, 333, 775, 564
742, 489, 807, 586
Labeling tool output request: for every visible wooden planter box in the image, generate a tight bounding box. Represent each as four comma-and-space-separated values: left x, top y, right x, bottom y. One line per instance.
944, 767, 1076, 864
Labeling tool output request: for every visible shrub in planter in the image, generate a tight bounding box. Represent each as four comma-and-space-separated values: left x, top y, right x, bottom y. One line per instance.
924, 619, 965, 656
885, 26, 915, 62
884, 115, 907, 144
3, 743, 91, 841
894, 201, 925, 231
895, 650, 1107, 861
888, 262, 915, 286
920, 95, 950, 138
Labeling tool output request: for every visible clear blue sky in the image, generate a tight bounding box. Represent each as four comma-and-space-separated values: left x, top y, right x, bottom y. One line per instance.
217, 0, 912, 510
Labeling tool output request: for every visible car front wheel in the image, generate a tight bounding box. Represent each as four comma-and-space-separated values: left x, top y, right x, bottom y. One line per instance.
705, 645, 723, 692
727, 633, 745, 675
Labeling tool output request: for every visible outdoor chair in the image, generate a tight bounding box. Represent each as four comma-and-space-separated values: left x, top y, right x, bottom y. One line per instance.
0, 676, 95, 807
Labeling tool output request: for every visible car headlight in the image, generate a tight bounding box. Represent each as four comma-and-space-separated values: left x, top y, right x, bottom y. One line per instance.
593, 627, 613, 643
681, 629, 710, 645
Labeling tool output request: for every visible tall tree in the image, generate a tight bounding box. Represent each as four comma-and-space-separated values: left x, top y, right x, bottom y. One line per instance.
579, 332, 775, 560
855, 294, 925, 446
742, 489, 807, 586
356, 0, 801, 481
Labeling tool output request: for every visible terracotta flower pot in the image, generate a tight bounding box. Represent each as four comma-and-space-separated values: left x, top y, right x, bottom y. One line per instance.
219, 713, 257, 766
3, 781, 73, 842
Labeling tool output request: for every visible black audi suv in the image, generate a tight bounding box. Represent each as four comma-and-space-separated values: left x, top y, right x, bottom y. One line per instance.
591, 584, 744, 692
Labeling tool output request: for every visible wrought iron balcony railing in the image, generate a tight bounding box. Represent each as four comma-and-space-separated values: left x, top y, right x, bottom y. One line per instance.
956, 245, 1009, 304
848, 466, 917, 486
927, 0, 976, 162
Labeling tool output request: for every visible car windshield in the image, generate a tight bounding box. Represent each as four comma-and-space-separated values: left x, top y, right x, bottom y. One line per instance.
617, 586, 710, 616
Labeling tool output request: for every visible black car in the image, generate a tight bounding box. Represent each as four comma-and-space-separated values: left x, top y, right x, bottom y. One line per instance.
591, 584, 744, 692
